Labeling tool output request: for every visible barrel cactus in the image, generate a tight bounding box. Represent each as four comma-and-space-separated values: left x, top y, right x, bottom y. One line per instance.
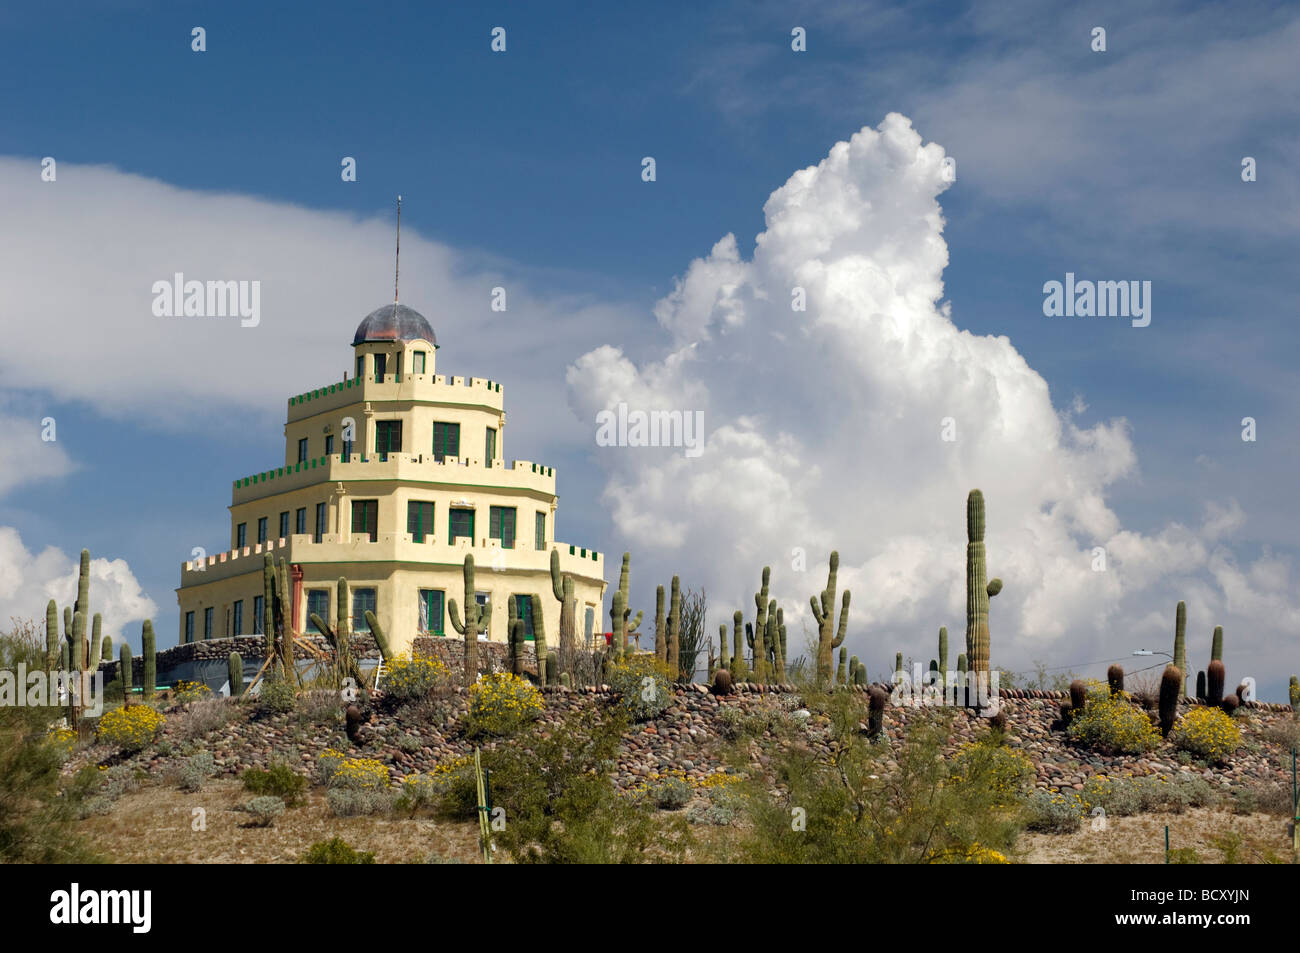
867, 686, 888, 739
1206, 659, 1225, 706
1107, 664, 1124, 696
711, 668, 733, 696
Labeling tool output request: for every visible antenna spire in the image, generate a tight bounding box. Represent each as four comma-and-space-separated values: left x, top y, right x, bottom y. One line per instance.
393, 195, 402, 305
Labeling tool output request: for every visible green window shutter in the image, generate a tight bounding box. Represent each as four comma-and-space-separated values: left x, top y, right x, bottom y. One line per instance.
535, 511, 545, 550
420, 589, 445, 635
520, 594, 535, 640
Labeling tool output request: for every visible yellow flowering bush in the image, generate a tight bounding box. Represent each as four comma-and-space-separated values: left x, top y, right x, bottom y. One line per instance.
96, 705, 165, 752
1171, 706, 1241, 764
607, 654, 674, 721
930, 842, 1010, 864
171, 680, 212, 705
1067, 685, 1159, 754
381, 652, 449, 701
949, 741, 1034, 809
326, 754, 390, 790
465, 672, 543, 738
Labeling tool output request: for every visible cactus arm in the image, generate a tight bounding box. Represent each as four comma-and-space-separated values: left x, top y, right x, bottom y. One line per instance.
366, 610, 391, 662
550, 549, 565, 601
832, 590, 850, 649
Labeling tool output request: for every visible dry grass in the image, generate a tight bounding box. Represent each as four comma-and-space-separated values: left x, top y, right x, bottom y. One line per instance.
76, 777, 483, 864
1017, 807, 1295, 864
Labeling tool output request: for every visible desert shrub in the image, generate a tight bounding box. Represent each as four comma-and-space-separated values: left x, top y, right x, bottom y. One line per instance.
242, 762, 307, 806
1079, 776, 1140, 817
326, 787, 392, 817
1133, 775, 1191, 814
949, 740, 1034, 809
257, 677, 296, 714
1066, 686, 1159, 755
1261, 720, 1300, 753
381, 653, 449, 702
1171, 707, 1241, 764
464, 672, 543, 738
173, 698, 234, 741
96, 705, 165, 752
1024, 790, 1082, 832
687, 775, 747, 826
715, 706, 746, 740
303, 837, 374, 864
171, 679, 212, 705
646, 773, 692, 809
176, 751, 214, 792
297, 689, 342, 725
1244, 782, 1293, 816
1170, 773, 1217, 808
244, 796, 285, 827
607, 655, 673, 722
1230, 786, 1257, 815
1167, 847, 1200, 863
396, 733, 422, 754
316, 748, 346, 786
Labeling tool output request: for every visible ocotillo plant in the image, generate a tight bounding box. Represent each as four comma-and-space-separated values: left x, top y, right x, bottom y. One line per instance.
811, 551, 850, 688
119, 643, 133, 705
1107, 664, 1124, 696
1211, 625, 1223, 663
142, 620, 156, 700
654, 585, 666, 662
667, 577, 681, 681
965, 490, 1002, 681
449, 554, 489, 685
531, 593, 549, 687
228, 652, 244, 697
937, 626, 949, 689
731, 610, 748, 682
45, 600, 59, 670
1206, 659, 1225, 706
1173, 601, 1187, 696
1159, 665, 1182, 737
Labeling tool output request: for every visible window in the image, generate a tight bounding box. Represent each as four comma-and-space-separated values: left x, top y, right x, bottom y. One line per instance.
485, 427, 496, 466
535, 511, 545, 550
489, 506, 516, 548
419, 589, 445, 634
257, 517, 268, 544
475, 592, 490, 638
433, 422, 460, 462
449, 507, 475, 543
584, 606, 595, 647
232, 600, 244, 636
236, 523, 246, 548
279, 511, 290, 540
375, 420, 402, 455
325, 435, 334, 455
306, 590, 330, 633
515, 594, 536, 640
373, 353, 387, 382
298, 438, 308, 463
253, 595, 265, 635
184, 611, 195, 644
295, 507, 307, 535
353, 588, 376, 632
413, 351, 426, 374
203, 607, 214, 640
314, 502, 327, 543
352, 499, 379, 542
355, 355, 365, 381
407, 500, 435, 542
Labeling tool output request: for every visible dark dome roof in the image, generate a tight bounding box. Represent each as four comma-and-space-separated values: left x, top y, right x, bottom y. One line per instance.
352, 303, 437, 347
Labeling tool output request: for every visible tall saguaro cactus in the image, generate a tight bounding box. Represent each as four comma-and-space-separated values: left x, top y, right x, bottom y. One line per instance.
549, 548, 577, 660
937, 626, 949, 689
654, 585, 666, 662
507, 596, 525, 677
667, 576, 681, 680
766, 601, 784, 682
1173, 601, 1187, 696
119, 643, 133, 705
1211, 625, 1223, 663
718, 624, 729, 672
530, 593, 549, 687
608, 553, 642, 662
812, 551, 850, 687
228, 652, 244, 697
731, 610, 748, 682
310, 577, 363, 689
449, 554, 489, 685
142, 620, 156, 700
752, 567, 771, 683
965, 490, 1002, 681
45, 600, 59, 670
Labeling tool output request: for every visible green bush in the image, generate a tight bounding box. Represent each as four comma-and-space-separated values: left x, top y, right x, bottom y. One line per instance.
1066, 686, 1159, 754
244, 796, 285, 827
242, 762, 307, 806
303, 837, 375, 864
326, 787, 393, 817
647, 775, 692, 810
177, 751, 214, 792
607, 655, 673, 722
463, 672, 544, 738
687, 784, 746, 826
257, 678, 296, 714
1024, 790, 1082, 833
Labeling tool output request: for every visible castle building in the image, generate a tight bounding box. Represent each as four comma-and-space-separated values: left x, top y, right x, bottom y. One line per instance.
176, 302, 607, 657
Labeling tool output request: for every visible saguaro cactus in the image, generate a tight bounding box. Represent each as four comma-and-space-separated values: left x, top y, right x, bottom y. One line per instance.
837, 646, 848, 686
311, 577, 363, 689
608, 553, 642, 662
1159, 665, 1182, 737
965, 490, 1002, 681
530, 593, 549, 687
1290, 675, 1299, 713
895, 652, 903, 676
765, 603, 784, 682
45, 600, 59, 670
667, 576, 681, 680
142, 620, 156, 700
1173, 601, 1187, 696
752, 567, 770, 683
853, 661, 867, 686
718, 623, 729, 671
654, 585, 666, 662
506, 596, 525, 677
812, 551, 850, 687
228, 652, 244, 697
90, 614, 103, 672
449, 554, 489, 684
937, 626, 949, 689
731, 611, 748, 682
263, 554, 277, 658
1211, 625, 1223, 663
549, 548, 577, 659
100, 634, 113, 663
119, 643, 133, 704
365, 611, 393, 667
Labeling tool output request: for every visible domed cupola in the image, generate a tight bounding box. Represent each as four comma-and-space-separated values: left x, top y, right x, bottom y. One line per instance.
352, 303, 437, 348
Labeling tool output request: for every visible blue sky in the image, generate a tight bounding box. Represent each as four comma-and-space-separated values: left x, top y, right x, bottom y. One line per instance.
1, 0, 1297, 698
